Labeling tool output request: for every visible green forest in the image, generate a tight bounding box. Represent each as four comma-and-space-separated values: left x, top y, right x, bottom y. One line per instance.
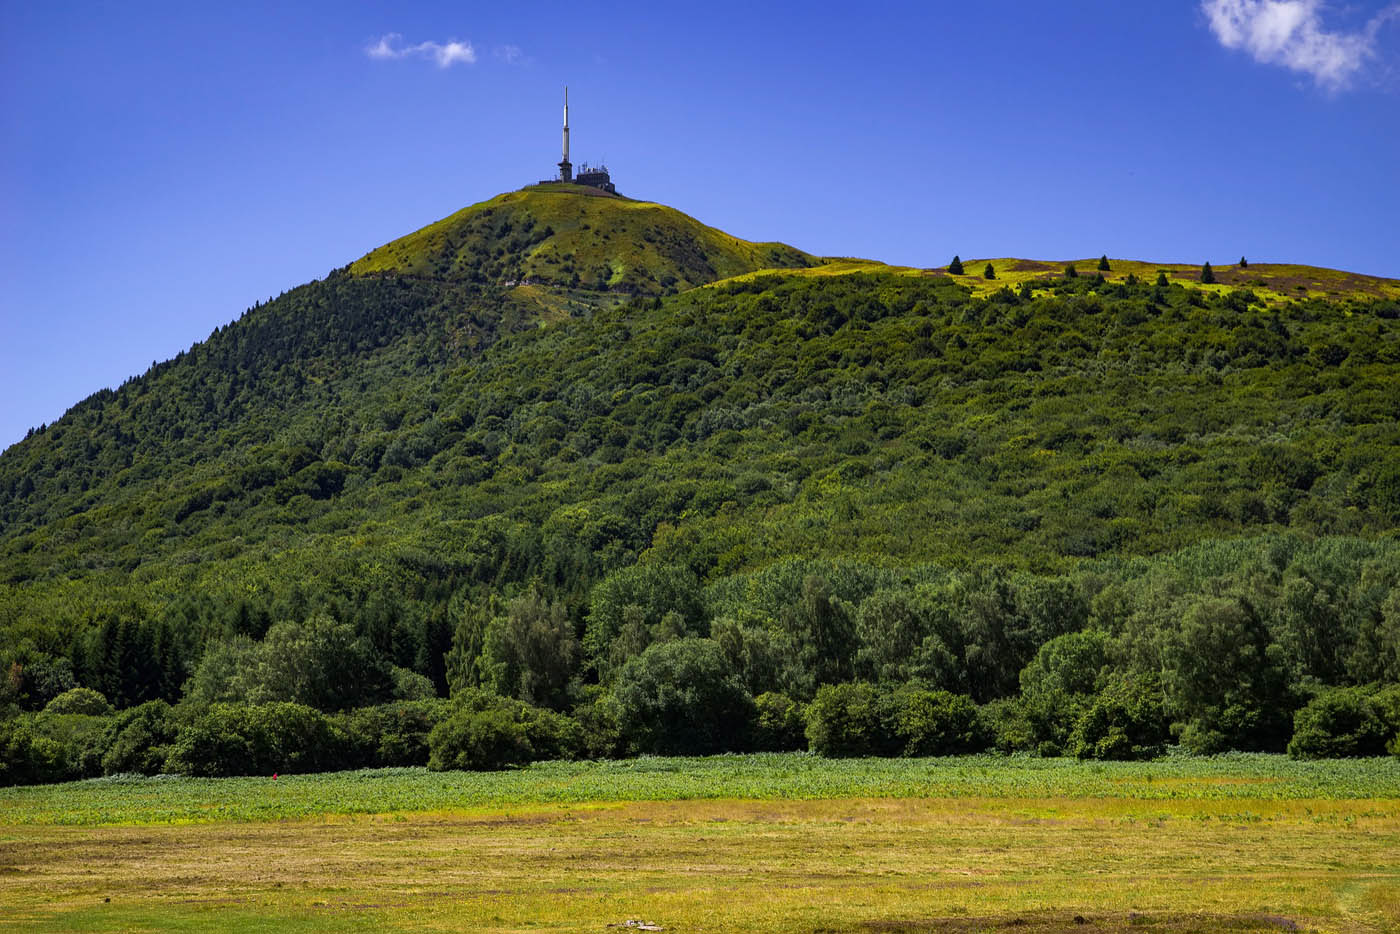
4, 188, 1400, 785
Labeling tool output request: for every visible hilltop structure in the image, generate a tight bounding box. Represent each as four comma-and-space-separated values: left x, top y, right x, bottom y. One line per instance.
539, 87, 615, 193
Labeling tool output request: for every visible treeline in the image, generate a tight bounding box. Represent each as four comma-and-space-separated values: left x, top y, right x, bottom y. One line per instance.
4, 535, 1399, 784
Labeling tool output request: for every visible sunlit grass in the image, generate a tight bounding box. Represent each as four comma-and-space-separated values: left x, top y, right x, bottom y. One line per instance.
4, 752, 1398, 827
712, 257, 1400, 304
3, 755, 1398, 931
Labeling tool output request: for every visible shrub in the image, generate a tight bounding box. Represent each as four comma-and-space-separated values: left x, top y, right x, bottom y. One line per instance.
1287, 687, 1390, 759
0, 717, 69, 786
892, 689, 987, 756
613, 639, 754, 755
751, 692, 807, 751
100, 700, 181, 775
1098, 255, 1110, 271
164, 703, 354, 777
29, 710, 110, 778
1018, 630, 1109, 749
427, 690, 583, 771
428, 707, 534, 771
983, 263, 996, 280
805, 682, 897, 757
43, 687, 113, 717
1371, 684, 1400, 741
390, 667, 437, 702
1064, 264, 1078, 279
338, 699, 452, 768
980, 697, 1036, 753
948, 256, 964, 275
1067, 674, 1168, 760
1200, 262, 1215, 284
1239, 256, 1248, 268
571, 691, 625, 760
1155, 271, 1169, 287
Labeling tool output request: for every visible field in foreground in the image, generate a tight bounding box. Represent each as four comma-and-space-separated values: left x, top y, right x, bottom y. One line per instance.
1, 755, 1398, 933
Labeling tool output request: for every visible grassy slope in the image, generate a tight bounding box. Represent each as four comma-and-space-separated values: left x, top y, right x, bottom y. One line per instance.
716, 256, 1400, 303
350, 184, 816, 295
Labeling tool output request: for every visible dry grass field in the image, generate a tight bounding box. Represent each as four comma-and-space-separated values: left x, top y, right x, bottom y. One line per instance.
1, 756, 1398, 933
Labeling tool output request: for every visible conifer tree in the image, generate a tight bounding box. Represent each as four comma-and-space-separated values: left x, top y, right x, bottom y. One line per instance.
948, 255, 964, 275
1098, 255, 1111, 271
1201, 262, 1216, 284
1156, 271, 1169, 287
1240, 256, 1248, 268
983, 263, 996, 280
1065, 263, 1078, 279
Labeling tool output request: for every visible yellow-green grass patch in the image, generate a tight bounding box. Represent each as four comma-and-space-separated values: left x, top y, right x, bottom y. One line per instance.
2, 795, 1397, 932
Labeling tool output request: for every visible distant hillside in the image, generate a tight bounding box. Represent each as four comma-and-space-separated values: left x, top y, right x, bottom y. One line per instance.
2, 190, 1399, 763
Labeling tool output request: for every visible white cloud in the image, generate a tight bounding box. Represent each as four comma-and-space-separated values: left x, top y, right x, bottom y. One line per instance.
366, 33, 477, 68
1201, 0, 1399, 90
496, 44, 525, 65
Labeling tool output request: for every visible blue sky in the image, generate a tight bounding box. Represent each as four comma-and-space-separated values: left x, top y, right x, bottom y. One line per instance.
3, 0, 1399, 452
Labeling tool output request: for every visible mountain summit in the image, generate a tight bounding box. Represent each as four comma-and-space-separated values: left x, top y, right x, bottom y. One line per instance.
349, 185, 815, 298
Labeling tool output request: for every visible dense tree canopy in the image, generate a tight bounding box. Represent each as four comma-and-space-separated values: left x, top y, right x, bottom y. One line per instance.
2, 193, 1400, 782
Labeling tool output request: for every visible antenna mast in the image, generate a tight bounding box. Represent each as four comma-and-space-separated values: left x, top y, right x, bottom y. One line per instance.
558, 86, 572, 182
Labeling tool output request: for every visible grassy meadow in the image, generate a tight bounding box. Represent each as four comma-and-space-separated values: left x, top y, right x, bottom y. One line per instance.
716, 257, 1400, 303
2, 754, 1398, 933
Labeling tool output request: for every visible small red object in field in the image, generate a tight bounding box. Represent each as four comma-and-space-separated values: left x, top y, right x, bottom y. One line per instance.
272, 773, 279, 779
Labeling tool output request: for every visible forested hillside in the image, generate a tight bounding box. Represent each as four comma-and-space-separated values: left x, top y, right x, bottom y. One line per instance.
3, 189, 1400, 784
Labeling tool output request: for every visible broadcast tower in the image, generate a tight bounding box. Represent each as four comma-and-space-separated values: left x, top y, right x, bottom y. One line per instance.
558, 87, 572, 183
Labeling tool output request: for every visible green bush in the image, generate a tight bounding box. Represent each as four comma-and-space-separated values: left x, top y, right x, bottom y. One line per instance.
979, 697, 1036, 753
338, 699, 452, 768
100, 700, 181, 775
805, 682, 897, 757
30, 710, 110, 778
892, 689, 986, 756
428, 707, 534, 771
164, 703, 354, 777
390, 667, 437, 702
427, 690, 583, 771
43, 687, 113, 716
570, 689, 625, 760
1287, 687, 1390, 759
613, 639, 754, 755
751, 692, 807, 751
1067, 674, 1168, 760
1371, 684, 1400, 755
1018, 630, 1109, 748
0, 717, 69, 786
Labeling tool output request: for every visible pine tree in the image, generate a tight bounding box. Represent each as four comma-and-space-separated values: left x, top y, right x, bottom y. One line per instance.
983, 263, 996, 280
948, 255, 964, 275
1155, 271, 1169, 287
1065, 263, 1078, 279
1201, 262, 1216, 284
1098, 254, 1111, 271
1240, 256, 1248, 268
